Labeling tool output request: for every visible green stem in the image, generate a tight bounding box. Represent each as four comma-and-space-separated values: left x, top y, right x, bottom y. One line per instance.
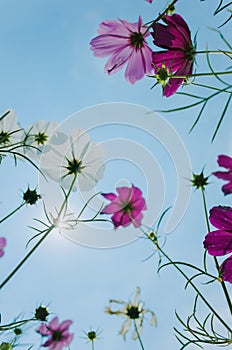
0, 318, 35, 331
191, 82, 231, 93
0, 202, 26, 224
156, 242, 232, 334
196, 50, 232, 55
144, 0, 179, 32
133, 320, 145, 350
0, 174, 78, 290
91, 340, 94, 350
170, 71, 232, 79
201, 189, 232, 316
0, 225, 54, 290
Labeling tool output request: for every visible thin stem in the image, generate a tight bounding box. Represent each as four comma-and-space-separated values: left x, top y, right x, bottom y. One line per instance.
196, 50, 232, 55
91, 340, 94, 350
201, 189, 232, 316
0, 174, 78, 290
144, 0, 179, 32
0, 225, 54, 290
170, 71, 232, 79
156, 242, 232, 333
0, 202, 26, 224
133, 320, 145, 350
190, 82, 231, 93
0, 318, 35, 331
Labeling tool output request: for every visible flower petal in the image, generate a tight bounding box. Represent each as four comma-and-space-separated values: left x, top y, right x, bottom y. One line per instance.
209, 206, 232, 231
217, 154, 232, 171
203, 230, 232, 256
220, 255, 232, 283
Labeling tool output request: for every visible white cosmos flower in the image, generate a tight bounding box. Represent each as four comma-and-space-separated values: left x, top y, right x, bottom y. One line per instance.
40, 128, 105, 192
24, 120, 67, 160
0, 109, 24, 150
105, 287, 157, 341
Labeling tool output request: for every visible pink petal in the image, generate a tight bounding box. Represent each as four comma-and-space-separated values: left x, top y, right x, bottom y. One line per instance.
152, 15, 191, 50
213, 171, 232, 181
116, 186, 133, 203
49, 317, 60, 330
125, 46, 152, 84
222, 182, 232, 195
111, 211, 131, 228
37, 323, 51, 336
152, 50, 187, 73
101, 202, 122, 214
203, 230, 232, 256
209, 206, 232, 231
104, 46, 133, 75
0, 237, 6, 249
59, 320, 73, 331
217, 154, 232, 170
102, 192, 117, 201
90, 34, 128, 57
97, 19, 130, 36
132, 212, 143, 227
220, 255, 232, 283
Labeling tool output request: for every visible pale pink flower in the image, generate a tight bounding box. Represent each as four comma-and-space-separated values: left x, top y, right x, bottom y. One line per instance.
90, 17, 153, 84
37, 317, 73, 350
101, 184, 146, 228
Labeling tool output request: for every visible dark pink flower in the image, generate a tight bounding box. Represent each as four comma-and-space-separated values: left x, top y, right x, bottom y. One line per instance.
0, 237, 6, 258
213, 155, 232, 195
151, 14, 195, 97
145, 0, 153, 2
37, 317, 73, 350
90, 17, 153, 84
203, 206, 232, 283
101, 184, 146, 228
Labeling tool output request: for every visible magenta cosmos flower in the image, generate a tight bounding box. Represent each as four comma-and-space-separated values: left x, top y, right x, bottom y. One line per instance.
37, 317, 73, 350
101, 184, 146, 228
0, 237, 6, 258
203, 206, 232, 283
90, 17, 153, 84
213, 155, 232, 195
151, 14, 195, 97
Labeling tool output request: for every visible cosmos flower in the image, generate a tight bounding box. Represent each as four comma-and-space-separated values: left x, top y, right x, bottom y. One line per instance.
100, 184, 146, 228
24, 120, 67, 160
40, 128, 105, 192
90, 16, 153, 84
105, 287, 157, 340
145, 0, 153, 2
0, 237, 6, 258
203, 206, 232, 283
151, 14, 195, 96
37, 317, 73, 350
213, 155, 232, 195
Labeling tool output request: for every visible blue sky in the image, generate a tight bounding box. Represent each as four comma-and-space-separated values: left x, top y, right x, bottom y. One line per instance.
0, 1, 231, 349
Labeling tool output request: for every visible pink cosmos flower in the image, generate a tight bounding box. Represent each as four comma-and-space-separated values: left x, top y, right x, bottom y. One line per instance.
145, 0, 153, 2
151, 14, 195, 97
37, 317, 73, 350
90, 17, 153, 84
101, 184, 146, 228
0, 237, 6, 258
203, 206, 232, 283
213, 155, 232, 195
